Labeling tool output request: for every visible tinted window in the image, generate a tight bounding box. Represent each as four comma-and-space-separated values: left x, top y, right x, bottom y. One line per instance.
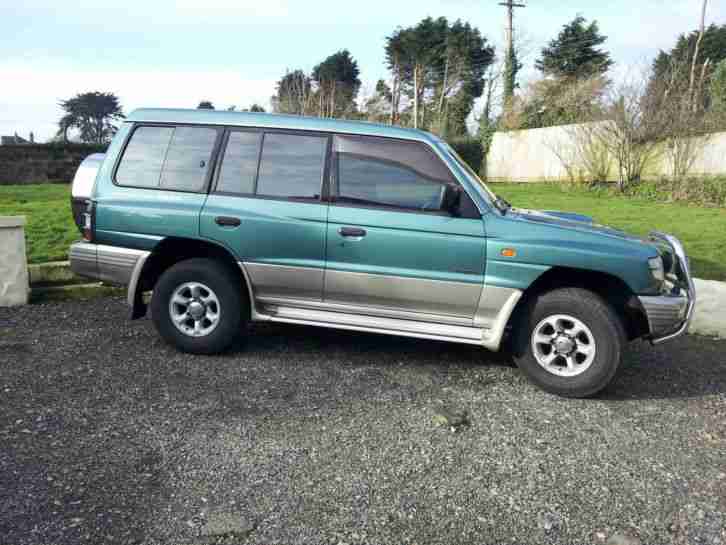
159, 127, 217, 192
256, 133, 327, 199
116, 126, 173, 188
338, 156, 446, 210
334, 135, 455, 211
116, 125, 217, 191
216, 131, 261, 194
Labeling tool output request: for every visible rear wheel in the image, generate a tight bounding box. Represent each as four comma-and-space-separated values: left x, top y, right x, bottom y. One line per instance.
151, 258, 247, 354
512, 288, 625, 398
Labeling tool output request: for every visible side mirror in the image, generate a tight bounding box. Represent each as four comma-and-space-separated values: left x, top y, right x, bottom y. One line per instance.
441, 184, 462, 216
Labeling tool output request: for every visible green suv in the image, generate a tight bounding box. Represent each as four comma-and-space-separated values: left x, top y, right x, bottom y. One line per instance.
69, 108, 695, 397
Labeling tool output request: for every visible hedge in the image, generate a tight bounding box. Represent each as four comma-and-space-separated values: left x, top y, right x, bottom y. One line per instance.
447, 137, 483, 174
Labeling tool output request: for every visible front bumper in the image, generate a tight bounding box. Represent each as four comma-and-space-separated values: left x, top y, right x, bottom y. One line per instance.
637, 232, 696, 344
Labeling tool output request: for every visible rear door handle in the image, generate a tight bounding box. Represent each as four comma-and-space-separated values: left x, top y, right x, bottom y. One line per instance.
338, 226, 366, 238
215, 216, 241, 227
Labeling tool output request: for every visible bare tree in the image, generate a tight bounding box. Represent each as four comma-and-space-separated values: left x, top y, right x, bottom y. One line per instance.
594, 76, 663, 191
651, 56, 714, 179
689, 0, 709, 111
273, 70, 315, 116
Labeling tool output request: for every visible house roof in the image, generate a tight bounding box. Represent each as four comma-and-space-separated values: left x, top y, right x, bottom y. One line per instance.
1, 135, 29, 145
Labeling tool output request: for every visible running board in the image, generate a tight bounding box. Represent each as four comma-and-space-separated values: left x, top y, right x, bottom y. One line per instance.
263, 304, 486, 346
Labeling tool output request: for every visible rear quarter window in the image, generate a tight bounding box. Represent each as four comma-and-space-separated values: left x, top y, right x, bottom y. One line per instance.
115, 125, 218, 192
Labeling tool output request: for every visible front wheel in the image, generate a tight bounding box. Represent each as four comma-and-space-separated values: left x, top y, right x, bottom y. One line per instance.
151, 258, 247, 354
512, 288, 625, 398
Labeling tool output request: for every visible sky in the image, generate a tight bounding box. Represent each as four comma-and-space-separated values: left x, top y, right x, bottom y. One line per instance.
1, 0, 724, 142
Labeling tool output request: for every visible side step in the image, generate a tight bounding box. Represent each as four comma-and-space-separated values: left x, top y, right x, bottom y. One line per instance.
263, 304, 485, 346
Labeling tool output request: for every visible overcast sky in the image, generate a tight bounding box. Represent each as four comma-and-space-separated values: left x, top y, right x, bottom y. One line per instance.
1, 0, 724, 142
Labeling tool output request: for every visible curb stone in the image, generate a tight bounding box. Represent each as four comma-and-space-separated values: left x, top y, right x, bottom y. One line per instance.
29, 283, 123, 302
689, 278, 726, 339
28, 260, 80, 286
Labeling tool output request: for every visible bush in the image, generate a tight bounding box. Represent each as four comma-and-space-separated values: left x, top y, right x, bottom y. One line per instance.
448, 137, 483, 174
624, 176, 726, 207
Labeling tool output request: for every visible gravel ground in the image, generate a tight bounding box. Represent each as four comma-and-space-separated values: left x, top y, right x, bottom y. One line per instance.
1, 296, 725, 545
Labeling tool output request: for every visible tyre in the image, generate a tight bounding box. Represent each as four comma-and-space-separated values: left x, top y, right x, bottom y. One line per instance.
151, 258, 248, 354
512, 288, 625, 398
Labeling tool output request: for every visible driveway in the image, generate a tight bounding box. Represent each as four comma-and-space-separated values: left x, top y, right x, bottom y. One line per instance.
1, 297, 725, 545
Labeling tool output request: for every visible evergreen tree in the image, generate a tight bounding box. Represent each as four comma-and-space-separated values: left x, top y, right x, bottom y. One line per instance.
535, 15, 613, 79
312, 50, 361, 118
58, 92, 124, 144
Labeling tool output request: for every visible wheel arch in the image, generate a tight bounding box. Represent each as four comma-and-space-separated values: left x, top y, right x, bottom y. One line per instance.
129, 237, 249, 320
509, 266, 649, 341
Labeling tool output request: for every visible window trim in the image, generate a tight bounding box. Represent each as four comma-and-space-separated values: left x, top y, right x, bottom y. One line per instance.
112, 121, 483, 216
211, 127, 332, 204
112, 122, 224, 194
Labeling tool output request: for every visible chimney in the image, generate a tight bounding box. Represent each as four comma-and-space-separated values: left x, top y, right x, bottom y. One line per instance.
29, 131, 34, 143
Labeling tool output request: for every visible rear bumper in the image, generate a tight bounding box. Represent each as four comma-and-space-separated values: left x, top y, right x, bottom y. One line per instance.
638, 233, 696, 344
69, 241, 149, 295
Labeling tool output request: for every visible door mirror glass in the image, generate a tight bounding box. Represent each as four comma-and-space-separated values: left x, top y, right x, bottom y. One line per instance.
441, 184, 462, 216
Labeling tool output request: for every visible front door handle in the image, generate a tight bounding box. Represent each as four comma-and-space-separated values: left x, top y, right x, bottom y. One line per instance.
338, 226, 366, 238
215, 216, 241, 227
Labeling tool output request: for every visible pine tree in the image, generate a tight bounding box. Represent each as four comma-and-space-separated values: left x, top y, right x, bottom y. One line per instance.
535, 15, 613, 79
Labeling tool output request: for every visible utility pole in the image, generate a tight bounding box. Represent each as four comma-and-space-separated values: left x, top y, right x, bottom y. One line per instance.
499, 0, 526, 107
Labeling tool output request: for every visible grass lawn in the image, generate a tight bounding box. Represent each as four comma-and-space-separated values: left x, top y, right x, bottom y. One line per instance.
0, 184, 78, 264
494, 183, 726, 282
1, 182, 725, 281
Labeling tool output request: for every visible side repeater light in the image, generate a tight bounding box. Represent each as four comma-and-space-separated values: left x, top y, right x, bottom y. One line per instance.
501, 248, 517, 258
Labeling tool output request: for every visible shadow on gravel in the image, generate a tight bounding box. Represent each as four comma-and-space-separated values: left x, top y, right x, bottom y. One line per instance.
244, 323, 725, 402
601, 336, 726, 401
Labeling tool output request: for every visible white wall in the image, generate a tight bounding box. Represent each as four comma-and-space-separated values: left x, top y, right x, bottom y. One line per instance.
487, 124, 726, 182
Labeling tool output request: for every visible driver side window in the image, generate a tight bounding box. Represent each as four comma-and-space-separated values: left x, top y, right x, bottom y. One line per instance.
333, 135, 457, 213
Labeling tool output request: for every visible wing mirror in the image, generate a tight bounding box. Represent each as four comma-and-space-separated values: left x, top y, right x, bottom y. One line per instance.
441, 184, 462, 216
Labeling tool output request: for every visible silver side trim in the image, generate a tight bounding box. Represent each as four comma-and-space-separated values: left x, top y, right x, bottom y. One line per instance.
244, 262, 323, 301
68, 241, 149, 287
324, 269, 481, 317
69, 241, 98, 279
238, 262, 270, 321
474, 285, 522, 329
96, 245, 150, 286
238, 260, 521, 351
126, 251, 151, 307
254, 289, 522, 351
257, 296, 474, 326
265, 304, 484, 345
480, 288, 523, 351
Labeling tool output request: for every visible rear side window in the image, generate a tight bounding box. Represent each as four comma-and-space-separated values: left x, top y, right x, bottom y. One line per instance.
116, 125, 218, 192
216, 131, 262, 194
215, 131, 327, 199
333, 135, 456, 212
256, 133, 327, 199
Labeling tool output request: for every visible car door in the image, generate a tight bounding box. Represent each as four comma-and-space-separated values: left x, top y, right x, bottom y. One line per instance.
200, 129, 330, 302
324, 134, 485, 323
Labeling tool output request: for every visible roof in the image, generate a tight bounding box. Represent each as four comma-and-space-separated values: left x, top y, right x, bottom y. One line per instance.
126, 108, 439, 145
1, 135, 29, 145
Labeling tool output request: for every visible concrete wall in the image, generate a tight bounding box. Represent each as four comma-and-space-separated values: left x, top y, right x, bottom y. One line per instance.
487, 124, 726, 182
0, 216, 29, 306
0, 144, 105, 185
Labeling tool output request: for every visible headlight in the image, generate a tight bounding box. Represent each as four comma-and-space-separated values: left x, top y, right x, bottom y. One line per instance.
648, 256, 665, 283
